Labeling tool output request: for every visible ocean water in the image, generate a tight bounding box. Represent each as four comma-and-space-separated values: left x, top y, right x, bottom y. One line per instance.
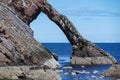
42, 43, 120, 80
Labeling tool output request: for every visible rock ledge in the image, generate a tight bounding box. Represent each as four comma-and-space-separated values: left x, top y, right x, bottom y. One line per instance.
0, 66, 61, 80
70, 56, 116, 65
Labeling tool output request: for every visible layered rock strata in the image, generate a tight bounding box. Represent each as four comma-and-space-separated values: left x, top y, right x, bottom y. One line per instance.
0, 3, 59, 67
0, 0, 116, 65
0, 3, 60, 80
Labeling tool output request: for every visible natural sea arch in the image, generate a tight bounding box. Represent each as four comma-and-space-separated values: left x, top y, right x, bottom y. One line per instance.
2, 0, 116, 65
30, 13, 69, 43
30, 12, 72, 62
31, 0, 116, 65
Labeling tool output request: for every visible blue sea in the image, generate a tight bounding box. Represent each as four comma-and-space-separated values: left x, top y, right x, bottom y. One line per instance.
42, 43, 120, 80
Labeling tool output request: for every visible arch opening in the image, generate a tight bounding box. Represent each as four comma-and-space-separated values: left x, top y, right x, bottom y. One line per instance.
30, 12, 72, 63
30, 12, 69, 43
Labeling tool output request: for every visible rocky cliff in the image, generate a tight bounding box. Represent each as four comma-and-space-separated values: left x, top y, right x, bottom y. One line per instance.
0, 2, 60, 80
0, 2, 59, 68
1, 0, 116, 65
0, 0, 117, 65
0, 0, 117, 79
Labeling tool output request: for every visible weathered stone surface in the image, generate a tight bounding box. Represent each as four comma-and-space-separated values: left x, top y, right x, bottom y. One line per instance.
0, 4, 60, 79
0, 3, 59, 67
0, 0, 116, 65
70, 56, 114, 65
0, 0, 42, 25
0, 66, 61, 80
39, 1, 117, 65
1, 0, 116, 64
44, 56, 59, 68
102, 64, 120, 78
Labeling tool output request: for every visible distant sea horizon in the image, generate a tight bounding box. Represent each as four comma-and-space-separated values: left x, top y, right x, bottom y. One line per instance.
42, 42, 120, 43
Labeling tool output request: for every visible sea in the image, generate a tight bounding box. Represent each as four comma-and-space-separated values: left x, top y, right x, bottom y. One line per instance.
42, 43, 120, 80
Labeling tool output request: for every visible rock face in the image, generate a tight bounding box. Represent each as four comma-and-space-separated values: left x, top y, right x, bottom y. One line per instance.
70, 57, 115, 65
0, 3, 60, 67
102, 64, 120, 78
39, 0, 117, 65
0, 66, 61, 80
0, 3, 60, 80
0, 0, 116, 66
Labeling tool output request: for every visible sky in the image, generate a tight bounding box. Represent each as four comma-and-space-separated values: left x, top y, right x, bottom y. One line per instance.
30, 0, 120, 43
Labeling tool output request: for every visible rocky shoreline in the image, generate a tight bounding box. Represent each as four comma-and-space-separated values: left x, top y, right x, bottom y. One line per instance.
0, 65, 61, 80
0, 0, 119, 80
0, 0, 117, 66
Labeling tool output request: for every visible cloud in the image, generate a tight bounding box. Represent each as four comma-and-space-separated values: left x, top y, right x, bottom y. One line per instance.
62, 8, 120, 17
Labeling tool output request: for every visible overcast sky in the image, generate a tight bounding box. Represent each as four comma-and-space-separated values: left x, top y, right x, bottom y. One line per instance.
30, 0, 120, 43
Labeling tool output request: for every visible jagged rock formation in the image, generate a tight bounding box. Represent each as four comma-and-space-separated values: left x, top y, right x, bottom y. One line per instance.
1, 0, 116, 64
35, 0, 117, 65
0, 2, 60, 68
102, 64, 120, 78
0, 0, 117, 65
0, 2, 60, 80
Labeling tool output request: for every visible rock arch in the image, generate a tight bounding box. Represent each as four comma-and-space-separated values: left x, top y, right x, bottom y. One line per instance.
0, 0, 116, 65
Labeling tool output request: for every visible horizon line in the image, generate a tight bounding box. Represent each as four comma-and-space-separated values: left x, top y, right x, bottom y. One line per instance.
41, 42, 120, 43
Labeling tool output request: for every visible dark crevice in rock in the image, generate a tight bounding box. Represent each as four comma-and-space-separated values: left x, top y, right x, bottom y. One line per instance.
0, 29, 6, 35
0, 38, 2, 43
18, 73, 26, 79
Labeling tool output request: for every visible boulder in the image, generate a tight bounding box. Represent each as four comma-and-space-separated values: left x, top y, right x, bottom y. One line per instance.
44, 56, 60, 68
102, 64, 120, 78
